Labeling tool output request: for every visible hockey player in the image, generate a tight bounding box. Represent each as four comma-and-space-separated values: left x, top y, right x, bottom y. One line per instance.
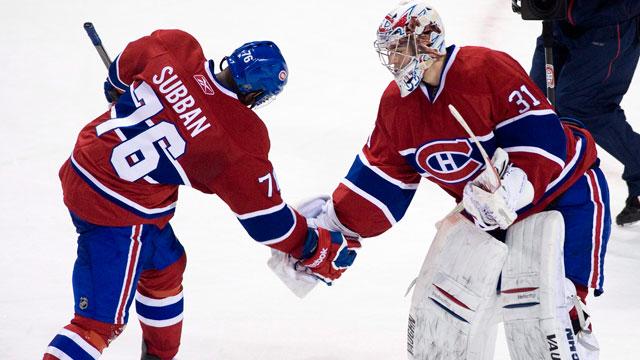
43, 29, 359, 360
302, 1, 610, 359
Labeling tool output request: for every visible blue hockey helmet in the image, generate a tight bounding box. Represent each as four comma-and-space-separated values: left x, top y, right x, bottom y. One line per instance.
226, 41, 288, 108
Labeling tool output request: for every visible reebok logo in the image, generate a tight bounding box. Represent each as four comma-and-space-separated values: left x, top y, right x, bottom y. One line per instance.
193, 74, 214, 95
309, 248, 328, 268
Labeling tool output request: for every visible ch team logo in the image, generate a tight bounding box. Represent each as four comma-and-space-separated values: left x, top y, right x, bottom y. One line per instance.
278, 70, 287, 81
415, 139, 482, 184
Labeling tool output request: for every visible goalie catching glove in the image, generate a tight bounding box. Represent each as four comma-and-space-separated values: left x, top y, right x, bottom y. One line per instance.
462, 148, 534, 230
296, 228, 361, 285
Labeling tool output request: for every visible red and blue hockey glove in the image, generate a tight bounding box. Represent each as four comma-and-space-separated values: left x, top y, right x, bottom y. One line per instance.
296, 228, 361, 285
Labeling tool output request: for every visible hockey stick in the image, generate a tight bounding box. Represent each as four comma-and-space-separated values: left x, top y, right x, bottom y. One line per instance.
448, 104, 501, 189
442, 104, 502, 217
84, 22, 121, 102
84, 22, 112, 68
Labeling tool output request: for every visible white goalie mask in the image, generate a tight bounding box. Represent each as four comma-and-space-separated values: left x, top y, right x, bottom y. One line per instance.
374, 1, 446, 97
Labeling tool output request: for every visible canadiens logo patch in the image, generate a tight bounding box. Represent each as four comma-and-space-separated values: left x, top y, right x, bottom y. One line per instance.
193, 74, 214, 95
278, 70, 287, 81
415, 139, 482, 184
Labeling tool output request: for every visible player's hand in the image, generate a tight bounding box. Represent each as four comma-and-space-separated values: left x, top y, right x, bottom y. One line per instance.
463, 184, 516, 230
296, 195, 330, 219
295, 195, 361, 241
462, 148, 533, 230
296, 228, 361, 285
103, 80, 121, 103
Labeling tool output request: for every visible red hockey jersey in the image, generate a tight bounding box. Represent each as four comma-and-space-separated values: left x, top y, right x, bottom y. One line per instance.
332, 45, 597, 237
59, 30, 307, 254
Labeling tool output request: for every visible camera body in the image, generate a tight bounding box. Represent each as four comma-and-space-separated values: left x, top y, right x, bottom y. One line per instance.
513, 0, 567, 20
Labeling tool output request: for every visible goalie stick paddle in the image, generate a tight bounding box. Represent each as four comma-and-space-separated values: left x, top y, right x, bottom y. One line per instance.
84, 22, 112, 69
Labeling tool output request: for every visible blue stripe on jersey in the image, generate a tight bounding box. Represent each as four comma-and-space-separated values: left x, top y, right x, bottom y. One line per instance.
516, 130, 588, 215
345, 155, 416, 222
70, 160, 176, 219
49, 334, 95, 360
495, 113, 567, 162
135, 298, 184, 321
108, 55, 128, 91
238, 205, 296, 243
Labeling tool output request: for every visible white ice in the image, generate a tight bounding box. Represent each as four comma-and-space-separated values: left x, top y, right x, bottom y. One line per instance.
1, 0, 638, 359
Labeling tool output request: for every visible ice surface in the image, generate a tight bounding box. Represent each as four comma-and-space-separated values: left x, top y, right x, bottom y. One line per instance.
1, 1, 638, 359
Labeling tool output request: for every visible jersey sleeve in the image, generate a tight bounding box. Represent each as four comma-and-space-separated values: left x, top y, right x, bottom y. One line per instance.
487, 52, 568, 208
107, 30, 201, 92
332, 101, 422, 238
207, 150, 308, 256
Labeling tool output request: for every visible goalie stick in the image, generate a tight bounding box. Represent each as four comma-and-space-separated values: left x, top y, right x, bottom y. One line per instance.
442, 104, 502, 217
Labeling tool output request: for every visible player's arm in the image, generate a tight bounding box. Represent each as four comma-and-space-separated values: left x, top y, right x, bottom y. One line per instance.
210, 154, 359, 284
327, 109, 422, 238
490, 52, 568, 209
104, 30, 196, 102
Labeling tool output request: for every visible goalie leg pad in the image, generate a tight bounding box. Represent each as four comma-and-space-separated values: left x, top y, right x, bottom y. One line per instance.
408, 214, 507, 360
501, 211, 591, 360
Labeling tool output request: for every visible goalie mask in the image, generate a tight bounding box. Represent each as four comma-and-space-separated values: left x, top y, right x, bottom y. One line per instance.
375, 1, 445, 97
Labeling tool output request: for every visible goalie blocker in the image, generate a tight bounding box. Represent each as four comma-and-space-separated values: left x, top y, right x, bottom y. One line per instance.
408, 211, 600, 360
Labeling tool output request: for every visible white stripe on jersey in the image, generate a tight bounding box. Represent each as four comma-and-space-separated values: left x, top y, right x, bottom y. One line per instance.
71, 155, 177, 215
234, 202, 286, 220
359, 152, 419, 190
495, 109, 557, 129
503, 146, 565, 168
545, 138, 582, 192
260, 206, 298, 245
204, 61, 238, 99
341, 178, 397, 226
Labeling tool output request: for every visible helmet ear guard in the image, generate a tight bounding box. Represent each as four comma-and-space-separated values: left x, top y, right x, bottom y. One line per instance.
226, 41, 288, 108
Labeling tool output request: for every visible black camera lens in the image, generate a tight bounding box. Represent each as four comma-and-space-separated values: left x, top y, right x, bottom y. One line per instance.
517, 0, 567, 20
532, 0, 561, 13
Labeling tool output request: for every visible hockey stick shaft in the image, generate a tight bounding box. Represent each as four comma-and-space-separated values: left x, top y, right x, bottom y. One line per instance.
439, 104, 502, 220
84, 22, 112, 69
448, 104, 501, 189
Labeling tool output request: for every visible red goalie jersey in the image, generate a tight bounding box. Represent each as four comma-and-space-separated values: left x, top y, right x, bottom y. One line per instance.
332, 45, 598, 237
59, 30, 307, 254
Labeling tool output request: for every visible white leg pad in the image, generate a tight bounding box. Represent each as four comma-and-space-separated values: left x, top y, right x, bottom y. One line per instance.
501, 211, 586, 360
408, 214, 508, 360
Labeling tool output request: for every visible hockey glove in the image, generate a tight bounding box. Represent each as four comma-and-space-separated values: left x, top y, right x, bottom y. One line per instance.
462, 148, 534, 230
296, 228, 361, 285
103, 79, 121, 103
295, 195, 361, 241
296, 195, 331, 219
